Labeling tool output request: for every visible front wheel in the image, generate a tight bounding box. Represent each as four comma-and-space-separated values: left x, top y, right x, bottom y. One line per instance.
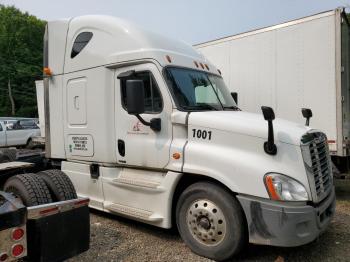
176, 182, 247, 261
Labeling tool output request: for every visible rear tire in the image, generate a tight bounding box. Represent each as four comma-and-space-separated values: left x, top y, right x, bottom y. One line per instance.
4, 173, 52, 206
176, 182, 247, 261
36, 169, 77, 201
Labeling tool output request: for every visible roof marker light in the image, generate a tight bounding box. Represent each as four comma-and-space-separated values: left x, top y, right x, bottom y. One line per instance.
194, 61, 199, 68
200, 63, 204, 69
166, 55, 172, 63
217, 69, 222, 75
205, 64, 209, 70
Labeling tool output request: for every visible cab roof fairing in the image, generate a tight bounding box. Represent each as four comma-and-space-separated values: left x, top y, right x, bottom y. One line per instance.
47, 15, 219, 75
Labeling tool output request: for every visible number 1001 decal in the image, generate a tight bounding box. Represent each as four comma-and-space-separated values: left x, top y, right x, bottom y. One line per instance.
192, 129, 212, 140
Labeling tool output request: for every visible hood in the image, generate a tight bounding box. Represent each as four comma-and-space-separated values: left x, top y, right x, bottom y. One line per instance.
188, 111, 312, 145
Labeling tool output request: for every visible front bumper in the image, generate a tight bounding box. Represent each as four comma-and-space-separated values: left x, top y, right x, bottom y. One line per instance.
237, 187, 336, 247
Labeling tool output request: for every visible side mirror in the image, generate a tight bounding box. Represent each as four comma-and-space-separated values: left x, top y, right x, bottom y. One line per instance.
301, 108, 312, 126
261, 106, 275, 121
261, 106, 277, 155
231, 92, 238, 105
126, 80, 145, 115
125, 79, 161, 132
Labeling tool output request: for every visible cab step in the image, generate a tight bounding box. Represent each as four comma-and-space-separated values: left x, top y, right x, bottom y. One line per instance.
105, 203, 163, 222
112, 177, 164, 191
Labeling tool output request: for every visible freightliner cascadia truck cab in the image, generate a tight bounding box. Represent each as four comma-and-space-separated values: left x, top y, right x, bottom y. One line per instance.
43, 16, 336, 261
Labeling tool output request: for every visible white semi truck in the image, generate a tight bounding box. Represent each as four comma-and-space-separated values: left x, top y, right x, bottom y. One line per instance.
42, 15, 335, 261
195, 8, 350, 171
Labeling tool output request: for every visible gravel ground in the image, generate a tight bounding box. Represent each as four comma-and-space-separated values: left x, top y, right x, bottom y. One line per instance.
70, 180, 350, 262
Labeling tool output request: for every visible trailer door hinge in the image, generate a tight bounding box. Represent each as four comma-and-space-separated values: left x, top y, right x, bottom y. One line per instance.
341, 96, 345, 102
341, 66, 345, 73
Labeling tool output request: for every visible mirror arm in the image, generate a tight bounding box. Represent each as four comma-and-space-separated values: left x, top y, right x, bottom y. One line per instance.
264, 120, 277, 155
305, 118, 310, 126
135, 115, 161, 132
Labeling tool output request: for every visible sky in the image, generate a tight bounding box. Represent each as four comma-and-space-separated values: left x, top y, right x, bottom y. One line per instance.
1, 0, 349, 44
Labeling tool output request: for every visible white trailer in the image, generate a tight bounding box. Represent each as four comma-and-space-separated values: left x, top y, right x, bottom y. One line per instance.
195, 8, 350, 164
42, 15, 336, 261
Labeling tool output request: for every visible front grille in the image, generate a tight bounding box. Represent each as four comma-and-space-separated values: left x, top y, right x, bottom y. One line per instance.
301, 132, 333, 202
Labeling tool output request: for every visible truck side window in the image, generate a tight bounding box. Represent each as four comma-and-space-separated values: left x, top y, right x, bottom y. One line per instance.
71, 32, 93, 58
121, 72, 163, 113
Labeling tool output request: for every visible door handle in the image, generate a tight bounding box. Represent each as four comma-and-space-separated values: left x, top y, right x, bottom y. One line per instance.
74, 96, 80, 109
118, 139, 125, 157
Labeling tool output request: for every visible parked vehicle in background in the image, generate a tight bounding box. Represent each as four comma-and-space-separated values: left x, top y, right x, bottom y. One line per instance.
0, 118, 40, 148
195, 8, 350, 171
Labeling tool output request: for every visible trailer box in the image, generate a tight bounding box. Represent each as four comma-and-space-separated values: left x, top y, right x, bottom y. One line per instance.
195, 8, 350, 158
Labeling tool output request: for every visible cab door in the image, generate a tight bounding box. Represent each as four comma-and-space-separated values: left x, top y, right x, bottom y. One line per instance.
115, 63, 173, 169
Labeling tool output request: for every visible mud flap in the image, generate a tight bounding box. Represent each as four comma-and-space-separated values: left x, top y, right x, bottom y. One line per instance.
26, 205, 90, 262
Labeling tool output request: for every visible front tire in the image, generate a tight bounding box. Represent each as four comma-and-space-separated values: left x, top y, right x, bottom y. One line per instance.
176, 182, 247, 261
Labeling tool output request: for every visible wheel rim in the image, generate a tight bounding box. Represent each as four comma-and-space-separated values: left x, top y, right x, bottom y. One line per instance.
5, 187, 24, 205
186, 199, 227, 246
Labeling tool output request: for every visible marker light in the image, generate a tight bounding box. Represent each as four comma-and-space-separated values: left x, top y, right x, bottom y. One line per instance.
12, 228, 24, 241
205, 64, 209, 70
217, 69, 222, 75
12, 244, 24, 257
264, 173, 308, 201
172, 152, 181, 160
199, 63, 204, 69
0, 253, 8, 261
194, 61, 199, 68
165, 55, 172, 63
39, 206, 59, 215
43, 67, 52, 76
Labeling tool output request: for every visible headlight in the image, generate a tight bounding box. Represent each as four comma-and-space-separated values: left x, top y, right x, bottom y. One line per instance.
264, 173, 309, 201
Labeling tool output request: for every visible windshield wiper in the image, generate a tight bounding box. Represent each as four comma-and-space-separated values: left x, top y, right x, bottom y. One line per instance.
223, 106, 241, 111
182, 104, 219, 111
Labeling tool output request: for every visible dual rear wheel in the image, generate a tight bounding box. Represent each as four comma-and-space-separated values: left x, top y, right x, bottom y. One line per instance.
4, 169, 77, 207
5, 172, 246, 260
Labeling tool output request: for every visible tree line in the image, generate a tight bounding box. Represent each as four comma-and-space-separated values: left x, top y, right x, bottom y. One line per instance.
0, 5, 46, 117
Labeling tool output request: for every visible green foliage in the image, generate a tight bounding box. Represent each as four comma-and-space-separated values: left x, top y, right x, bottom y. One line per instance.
0, 5, 46, 117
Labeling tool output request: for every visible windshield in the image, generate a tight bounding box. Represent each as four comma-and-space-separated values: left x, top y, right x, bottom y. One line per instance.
164, 67, 237, 111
